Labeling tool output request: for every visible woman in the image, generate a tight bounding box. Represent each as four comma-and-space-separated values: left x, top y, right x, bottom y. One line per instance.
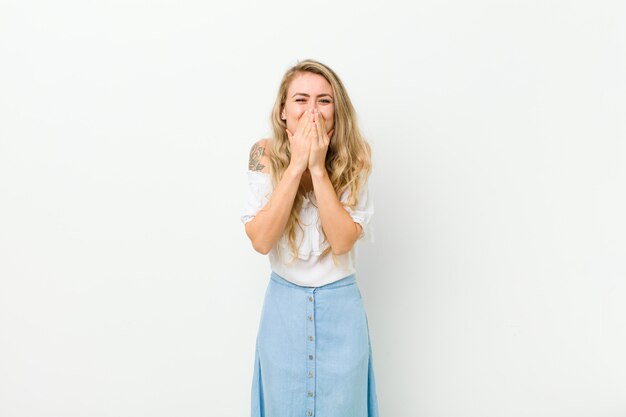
241, 59, 379, 417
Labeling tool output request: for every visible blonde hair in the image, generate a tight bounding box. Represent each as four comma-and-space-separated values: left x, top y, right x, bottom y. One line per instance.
266, 59, 372, 263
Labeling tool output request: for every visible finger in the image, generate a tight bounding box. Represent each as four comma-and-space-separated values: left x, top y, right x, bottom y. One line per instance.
313, 112, 322, 144
293, 110, 306, 135
315, 110, 326, 131
305, 111, 316, 139
317, 110, 326, 130
303, 112, 314, 135
320, 113, 334, 137
316, 112, 327, 145
297, 109, 314, 136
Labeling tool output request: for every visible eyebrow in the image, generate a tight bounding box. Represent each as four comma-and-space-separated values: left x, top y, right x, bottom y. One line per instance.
291, 93, 334, 99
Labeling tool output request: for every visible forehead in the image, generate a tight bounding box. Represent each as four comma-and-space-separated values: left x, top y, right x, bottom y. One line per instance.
287, 72, 333, 96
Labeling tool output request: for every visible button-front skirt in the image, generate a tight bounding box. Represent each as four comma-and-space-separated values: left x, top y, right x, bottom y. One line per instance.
251, 270, 379, 417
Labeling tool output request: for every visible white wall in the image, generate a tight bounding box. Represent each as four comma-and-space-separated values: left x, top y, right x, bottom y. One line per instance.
1, 1, 625, 416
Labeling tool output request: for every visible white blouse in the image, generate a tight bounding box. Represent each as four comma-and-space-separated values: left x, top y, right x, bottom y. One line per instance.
241, 170, 374, 287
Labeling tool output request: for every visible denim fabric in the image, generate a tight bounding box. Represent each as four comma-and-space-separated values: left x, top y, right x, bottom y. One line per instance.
251, 270, 379, 417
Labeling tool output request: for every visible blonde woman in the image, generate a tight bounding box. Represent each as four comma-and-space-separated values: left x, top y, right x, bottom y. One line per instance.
241, 59, 379, 417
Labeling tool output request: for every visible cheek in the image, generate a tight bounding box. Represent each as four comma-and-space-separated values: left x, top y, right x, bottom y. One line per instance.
284, 108, 302, 130
287, 108, 305, 122
323, 110, 335, 127
286, 114, 300, 132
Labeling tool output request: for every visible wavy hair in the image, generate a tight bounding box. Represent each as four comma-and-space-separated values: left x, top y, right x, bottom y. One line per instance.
265, 59, 372, 264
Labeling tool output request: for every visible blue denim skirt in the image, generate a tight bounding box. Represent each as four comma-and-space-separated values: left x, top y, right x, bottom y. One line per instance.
251, 270, 379, 417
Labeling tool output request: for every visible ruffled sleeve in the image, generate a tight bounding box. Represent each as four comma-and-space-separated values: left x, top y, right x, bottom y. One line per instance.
240, 170, 273, 225
340, 174, 375, 243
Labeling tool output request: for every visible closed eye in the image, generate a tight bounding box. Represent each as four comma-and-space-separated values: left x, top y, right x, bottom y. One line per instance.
293, 97, 334, 104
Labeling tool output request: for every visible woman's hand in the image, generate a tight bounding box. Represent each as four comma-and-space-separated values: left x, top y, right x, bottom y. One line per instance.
308, 109, 334, 176
285, 109, 316, 175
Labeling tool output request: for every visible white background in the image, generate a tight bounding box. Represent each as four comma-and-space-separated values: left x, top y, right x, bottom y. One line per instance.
1, 1, 625, 416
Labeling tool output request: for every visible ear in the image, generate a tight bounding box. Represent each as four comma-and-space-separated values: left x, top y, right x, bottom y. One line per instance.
280, 107, 286, 120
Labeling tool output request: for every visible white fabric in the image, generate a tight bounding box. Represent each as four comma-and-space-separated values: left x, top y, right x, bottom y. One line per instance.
241, 170, 374, 287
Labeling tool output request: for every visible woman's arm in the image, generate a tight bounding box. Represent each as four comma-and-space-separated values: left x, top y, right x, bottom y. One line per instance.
310, 168, 362, 255
244, 140, 304, 254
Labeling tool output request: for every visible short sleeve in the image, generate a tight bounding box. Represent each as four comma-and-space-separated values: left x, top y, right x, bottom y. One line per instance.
240, 170, 273, 225
340, 174, 375, 243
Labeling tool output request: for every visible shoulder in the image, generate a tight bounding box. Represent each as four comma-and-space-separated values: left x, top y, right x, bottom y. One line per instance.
248, 138, 272, 174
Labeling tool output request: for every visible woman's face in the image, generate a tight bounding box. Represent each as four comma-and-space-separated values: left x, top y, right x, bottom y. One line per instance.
282, 72, 335, 136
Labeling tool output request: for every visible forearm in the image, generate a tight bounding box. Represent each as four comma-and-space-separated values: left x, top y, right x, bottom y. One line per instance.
245, 166, 303, 254
310, 168, 360, 255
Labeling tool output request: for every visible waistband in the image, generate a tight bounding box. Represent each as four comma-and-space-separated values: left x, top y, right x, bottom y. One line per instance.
270, 270, 356, 290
